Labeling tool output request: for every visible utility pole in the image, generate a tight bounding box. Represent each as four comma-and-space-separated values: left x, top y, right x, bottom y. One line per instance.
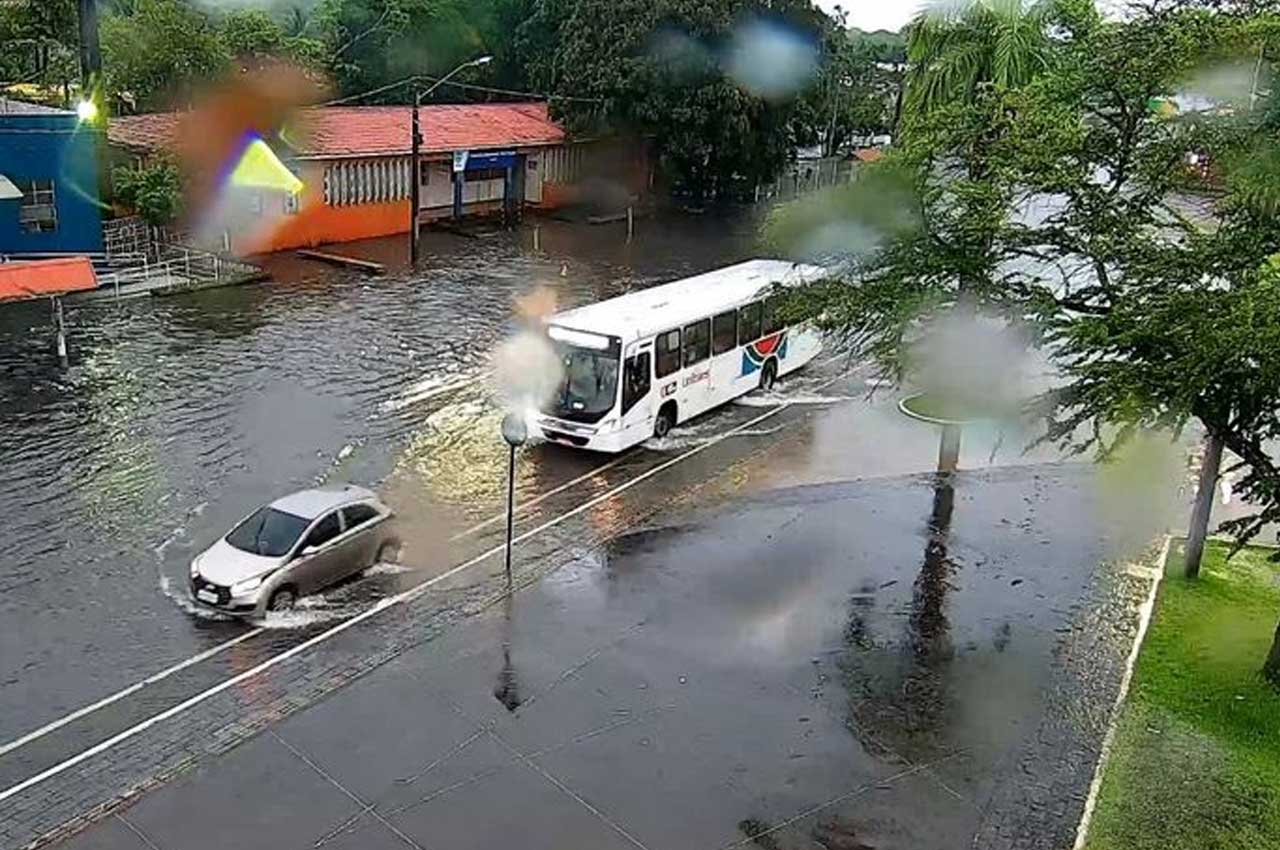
409, 94, 423, 264
407, 56, 492, 266
77, 0, 102, 94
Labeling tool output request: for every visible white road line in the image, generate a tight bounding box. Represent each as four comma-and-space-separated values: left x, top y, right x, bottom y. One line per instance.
0, 628, 264, 760
449, 454, 630, 541
0, 368, 852, 804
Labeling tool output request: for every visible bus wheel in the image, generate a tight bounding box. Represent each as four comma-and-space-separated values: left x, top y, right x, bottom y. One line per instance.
654, 403, 677, 439
759, 360, 778, 392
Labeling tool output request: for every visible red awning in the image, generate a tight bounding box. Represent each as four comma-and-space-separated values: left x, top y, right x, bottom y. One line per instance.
0, 257, 98, 303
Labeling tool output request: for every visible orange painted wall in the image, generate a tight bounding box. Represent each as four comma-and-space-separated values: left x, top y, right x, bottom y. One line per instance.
246, 197, 411, 253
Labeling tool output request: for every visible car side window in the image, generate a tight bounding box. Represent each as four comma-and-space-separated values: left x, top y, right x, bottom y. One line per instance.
305, 512, 342, 550
342, 503, 379, 529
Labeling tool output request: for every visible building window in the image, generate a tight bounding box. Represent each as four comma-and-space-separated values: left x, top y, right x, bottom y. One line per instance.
248, 193, 263, 215
284, 191, 300, 215
18, 179, 57, 233
464, 167, 506, 183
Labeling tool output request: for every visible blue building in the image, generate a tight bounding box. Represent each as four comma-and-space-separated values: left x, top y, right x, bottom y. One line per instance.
0, 98, 104, 255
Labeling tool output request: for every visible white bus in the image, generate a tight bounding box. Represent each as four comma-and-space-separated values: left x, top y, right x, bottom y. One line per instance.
528, 259, 827, 453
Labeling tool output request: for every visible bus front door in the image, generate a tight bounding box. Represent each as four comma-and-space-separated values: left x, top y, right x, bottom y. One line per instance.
618, 347, 654, 447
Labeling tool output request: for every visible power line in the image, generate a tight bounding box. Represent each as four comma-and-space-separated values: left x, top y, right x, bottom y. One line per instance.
320, 73, 604, 108
419, 75, 605, 104
320, 76, 417, 107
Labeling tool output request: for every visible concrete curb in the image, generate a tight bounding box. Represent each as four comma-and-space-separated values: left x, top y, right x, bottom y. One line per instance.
1071, 534, 1172, 850
896, 393, 978, 426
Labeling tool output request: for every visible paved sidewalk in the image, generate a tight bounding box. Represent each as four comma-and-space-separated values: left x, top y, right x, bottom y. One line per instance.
50, 463, 1163, 850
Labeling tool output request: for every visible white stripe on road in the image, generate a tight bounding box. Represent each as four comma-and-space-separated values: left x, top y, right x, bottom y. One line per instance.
0, 456, 625, 762
448, 454, 630, 541
0, 370, 847, 804
0, 628, 264, 760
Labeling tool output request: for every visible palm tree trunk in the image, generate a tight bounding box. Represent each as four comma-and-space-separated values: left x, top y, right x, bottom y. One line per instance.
1184, 432, 1224, 579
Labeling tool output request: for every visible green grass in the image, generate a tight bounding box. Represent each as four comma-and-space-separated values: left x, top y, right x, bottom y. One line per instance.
1086, 541, 1280, 850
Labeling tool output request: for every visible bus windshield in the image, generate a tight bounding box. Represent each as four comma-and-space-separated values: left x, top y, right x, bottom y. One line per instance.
548, 342, 620, 421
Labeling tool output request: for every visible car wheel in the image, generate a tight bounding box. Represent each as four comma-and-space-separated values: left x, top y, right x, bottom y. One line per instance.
376, 540, 402, 565
654, 404, 676, 439
759, 360, 778, 392
267, 587, 296, 612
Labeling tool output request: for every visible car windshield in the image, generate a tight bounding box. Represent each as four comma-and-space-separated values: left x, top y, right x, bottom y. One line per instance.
549, 342, 619, 418
225, 507, 310, 558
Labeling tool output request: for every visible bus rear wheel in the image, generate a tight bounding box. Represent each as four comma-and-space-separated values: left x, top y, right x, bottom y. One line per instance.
759, 360, 778, 392
654, 403, 677, 439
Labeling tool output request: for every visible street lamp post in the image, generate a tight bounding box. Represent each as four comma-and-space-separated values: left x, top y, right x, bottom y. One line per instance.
500, 412, 528, 585
409, 55, 492, 265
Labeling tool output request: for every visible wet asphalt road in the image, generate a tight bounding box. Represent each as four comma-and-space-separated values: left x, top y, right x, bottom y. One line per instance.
40, 461, 1166, 850
0, 325, 1182, 850
0, 213, 763, 745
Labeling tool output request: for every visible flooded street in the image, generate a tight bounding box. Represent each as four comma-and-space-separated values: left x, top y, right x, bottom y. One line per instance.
0, 211, 1186, 850
0, 213, 762, 742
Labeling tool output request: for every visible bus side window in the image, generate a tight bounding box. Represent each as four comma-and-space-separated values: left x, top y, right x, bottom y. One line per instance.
739, 302, 762, 345
683, 319, 710, 367
655, 329, 681, 378
622, 352, 651, 414
762, 297, 784, 336
712, 310, 737, 355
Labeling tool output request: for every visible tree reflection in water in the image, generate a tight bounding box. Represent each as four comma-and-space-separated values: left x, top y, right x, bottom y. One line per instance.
839, 472, 957, 763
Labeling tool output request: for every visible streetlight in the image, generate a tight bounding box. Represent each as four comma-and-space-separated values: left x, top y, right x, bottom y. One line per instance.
409, 55, 493, 265
500, 412, 527, 584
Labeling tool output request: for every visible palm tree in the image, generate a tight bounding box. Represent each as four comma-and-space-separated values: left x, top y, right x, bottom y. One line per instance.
903, 0, 1054, 124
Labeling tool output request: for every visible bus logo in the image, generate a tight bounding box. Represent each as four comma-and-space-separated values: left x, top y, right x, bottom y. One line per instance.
741, 331, 788, 376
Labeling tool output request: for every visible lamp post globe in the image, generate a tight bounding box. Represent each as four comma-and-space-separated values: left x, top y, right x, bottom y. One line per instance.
502, 412, 528, 447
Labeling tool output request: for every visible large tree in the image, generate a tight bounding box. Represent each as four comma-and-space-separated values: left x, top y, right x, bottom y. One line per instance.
516, 0, 833, 200
0, 0, 80, 102
778, 0, 1280, 681
100, 0, 230, 111
903, 0, 1055, 123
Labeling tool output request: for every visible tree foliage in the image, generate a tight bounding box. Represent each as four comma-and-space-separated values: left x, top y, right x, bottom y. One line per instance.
515, 0, 840, 199
784, 1, 1280, 537
113, 157, 184, 225
100, 0, 230, 110
903, 0, 1055, 123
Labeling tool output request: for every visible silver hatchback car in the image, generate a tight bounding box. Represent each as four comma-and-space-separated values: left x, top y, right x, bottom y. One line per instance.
189, 484, 399, 616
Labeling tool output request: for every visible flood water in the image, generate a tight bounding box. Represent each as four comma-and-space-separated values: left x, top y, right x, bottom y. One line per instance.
0, 211, 763, 739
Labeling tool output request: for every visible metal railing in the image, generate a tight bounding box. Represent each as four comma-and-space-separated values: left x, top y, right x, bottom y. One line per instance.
756, 157, 857, 202
95, 245, 260, 297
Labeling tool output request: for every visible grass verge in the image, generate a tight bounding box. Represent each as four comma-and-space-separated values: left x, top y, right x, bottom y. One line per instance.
1085, 541, 1280, 850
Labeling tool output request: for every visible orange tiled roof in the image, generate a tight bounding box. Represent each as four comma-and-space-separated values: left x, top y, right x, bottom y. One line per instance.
109, 102, 565, 159
853, 147, 884, 163
0, 257, 97, 302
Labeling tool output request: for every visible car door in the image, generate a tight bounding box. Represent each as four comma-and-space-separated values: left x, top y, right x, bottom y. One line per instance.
288, 510, 345, 594
341, 503, 384, 569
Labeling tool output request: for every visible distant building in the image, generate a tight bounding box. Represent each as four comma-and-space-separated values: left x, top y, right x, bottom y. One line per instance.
0, 98, 104, 255
109, 102, 645, 254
